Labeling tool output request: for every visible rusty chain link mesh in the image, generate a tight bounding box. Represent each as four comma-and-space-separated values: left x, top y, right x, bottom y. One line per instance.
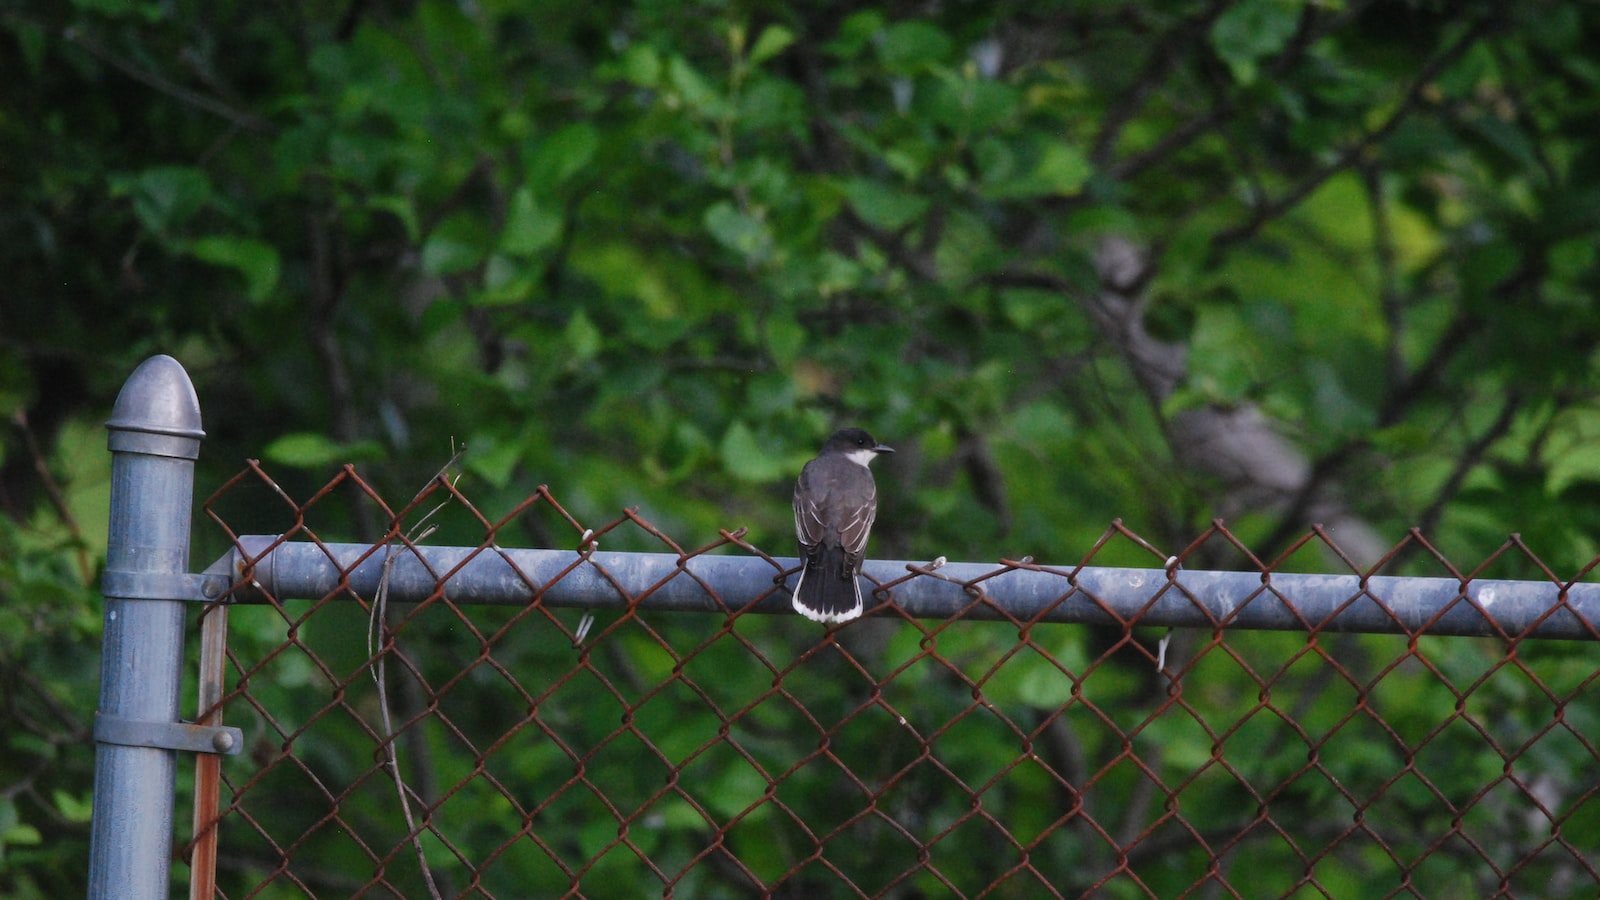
188, 463, 1600, 898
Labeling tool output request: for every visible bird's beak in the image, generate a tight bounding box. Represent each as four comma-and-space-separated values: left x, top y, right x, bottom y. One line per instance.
875, 444, 895, 454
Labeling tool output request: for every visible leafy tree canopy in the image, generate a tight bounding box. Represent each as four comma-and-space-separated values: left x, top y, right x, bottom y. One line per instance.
5, 0, 1600, 893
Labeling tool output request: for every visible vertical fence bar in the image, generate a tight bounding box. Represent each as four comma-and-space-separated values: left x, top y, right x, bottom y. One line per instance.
88, 355, 205, 899
188, 603, 228, 900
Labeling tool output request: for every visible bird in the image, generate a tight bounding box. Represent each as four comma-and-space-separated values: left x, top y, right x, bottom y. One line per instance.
792, 427, 894, 623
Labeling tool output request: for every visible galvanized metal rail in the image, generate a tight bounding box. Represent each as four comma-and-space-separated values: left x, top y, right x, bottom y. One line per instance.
215, 536, 1600, 640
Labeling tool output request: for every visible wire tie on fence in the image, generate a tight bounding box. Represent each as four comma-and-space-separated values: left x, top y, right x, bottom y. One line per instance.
569, 529, 599, 644
904, 557, 960, 583
1157, 556, 1180, 673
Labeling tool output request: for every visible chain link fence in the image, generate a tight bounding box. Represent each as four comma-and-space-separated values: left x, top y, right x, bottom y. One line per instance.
183, 461, 1600, 898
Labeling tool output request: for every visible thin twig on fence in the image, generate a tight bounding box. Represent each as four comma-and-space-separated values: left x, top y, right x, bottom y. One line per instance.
367, 452, 463, 900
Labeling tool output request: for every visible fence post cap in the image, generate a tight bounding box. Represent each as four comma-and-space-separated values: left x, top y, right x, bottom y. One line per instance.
105, 354, 205, 459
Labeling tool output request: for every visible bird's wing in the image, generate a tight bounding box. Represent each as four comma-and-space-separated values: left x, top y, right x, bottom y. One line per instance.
794, 477, 826, 551
834, 479, 877, 560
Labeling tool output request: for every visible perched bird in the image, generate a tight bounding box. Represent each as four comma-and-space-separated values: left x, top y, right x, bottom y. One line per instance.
792, 427, 894, 623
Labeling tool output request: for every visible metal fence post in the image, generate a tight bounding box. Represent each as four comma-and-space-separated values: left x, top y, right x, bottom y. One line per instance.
88, 355, 205, 899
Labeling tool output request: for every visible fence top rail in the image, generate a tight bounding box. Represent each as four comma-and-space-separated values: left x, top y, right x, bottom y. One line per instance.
211, 536, 1600, 641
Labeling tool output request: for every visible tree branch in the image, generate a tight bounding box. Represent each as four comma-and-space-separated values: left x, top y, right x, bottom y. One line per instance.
9, 409, 93, 584
1090, 0, 1232, 168
1407, 389, 1524, 554
62, 26, 272, 133
1210, 14, 1494, 251
1362, 163, 1409, 388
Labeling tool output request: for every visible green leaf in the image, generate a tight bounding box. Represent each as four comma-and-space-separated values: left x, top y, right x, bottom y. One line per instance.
1009, 401, 1076, 446
765, 315, 805, 367
981, 643, 1086, 709
1545, 406, 1600, 496
262, 432, 385, 468
463, 432, 525, 488
973, 136, 1018, 184
1210, 0, 1301, 84
1185, 303, 1275, 401
187, 235, 281, 303
421, 213, 491, 275
1033, 142, 1092, 196
1459, 239, 1520, 302
2, 822, 41, 847
370, 194, 421, 242
667, 55, 721, 113
479, 253, 538, 305
571, 242, 682, 319
704, 201, 771, 262
564, 309, 602, 362
720, 421, 786, 482
52, 790, 94, 824
704, 755, 769, 819
623, 43, 663, 86
999, 287, 1069, 329
815, 251, 866, 295
1369, 423, 1435, 455
748, 25, 796, 65
926, 75, 1019, 133
828, 10, 886, 59
877, 20, 953, 73
500, 186, 564, 256
110, 166, 212, 235
12, 18, 45, 75
983, 142, 1091, 198
1548, 238, 1598, 281
652, 794, 707, 831
843, 178, 930, 231
527, 123, 599, 193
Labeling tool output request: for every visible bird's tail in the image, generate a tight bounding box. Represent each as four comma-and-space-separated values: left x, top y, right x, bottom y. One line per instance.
792, 546, 865, 624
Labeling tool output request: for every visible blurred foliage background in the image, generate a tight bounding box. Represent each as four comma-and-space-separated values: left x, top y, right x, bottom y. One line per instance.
6, 0, 1600, 895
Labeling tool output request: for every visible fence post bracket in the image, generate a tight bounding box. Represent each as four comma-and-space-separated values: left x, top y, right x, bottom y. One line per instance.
93, 712, 243, 756
100, 568, 231, 603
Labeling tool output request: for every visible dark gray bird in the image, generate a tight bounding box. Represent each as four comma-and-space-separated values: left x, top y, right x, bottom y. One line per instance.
792, 427, 894, 623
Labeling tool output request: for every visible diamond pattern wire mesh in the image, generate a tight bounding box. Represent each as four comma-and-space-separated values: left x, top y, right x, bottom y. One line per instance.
187, 463, 1600, 898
